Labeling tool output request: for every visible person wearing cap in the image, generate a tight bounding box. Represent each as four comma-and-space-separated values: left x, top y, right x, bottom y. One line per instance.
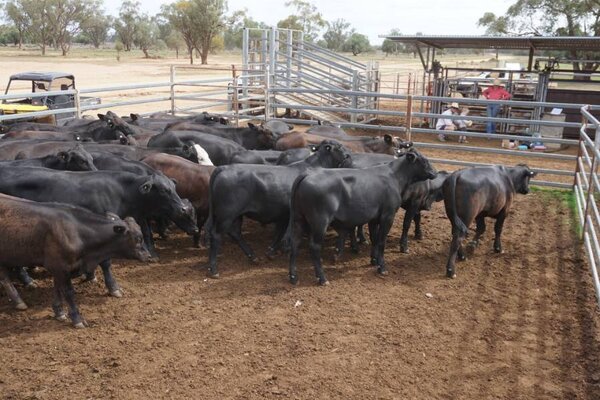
436, 102, 472, 143
482, 78, 512, 134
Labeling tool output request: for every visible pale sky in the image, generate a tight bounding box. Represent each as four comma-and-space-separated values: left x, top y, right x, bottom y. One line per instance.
103, 0, 514, 45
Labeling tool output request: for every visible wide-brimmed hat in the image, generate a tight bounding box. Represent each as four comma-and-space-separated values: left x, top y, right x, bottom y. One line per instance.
493, 78, 501, 86
450, 102, 460, 109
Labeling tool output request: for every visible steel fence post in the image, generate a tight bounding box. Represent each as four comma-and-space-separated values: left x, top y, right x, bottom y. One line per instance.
170, 65, 176, 115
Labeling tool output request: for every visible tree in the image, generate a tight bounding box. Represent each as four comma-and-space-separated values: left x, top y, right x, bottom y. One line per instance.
18, 0, 52, 55
344, 33, 370, 56
223, 8, 268, 50
114, 0, 141, 51
161, 0, 226, 65
133, 16, 160, 58
479, 0, 600, 76
46, 0, 99, 56
381, 29, 404, 56
322, 19, 351, 51
80, 13, 111, 48
3, 0, 30, 48
0, 24, 19, 45
165, 30, 185, 58
280, 0, 325, 42
277, 15, 303, 31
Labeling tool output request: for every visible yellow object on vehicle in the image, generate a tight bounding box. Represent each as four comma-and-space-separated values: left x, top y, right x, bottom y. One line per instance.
0, 104, 48, 114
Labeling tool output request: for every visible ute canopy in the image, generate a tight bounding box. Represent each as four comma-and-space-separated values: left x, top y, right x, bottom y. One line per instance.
9, 72, 75, 82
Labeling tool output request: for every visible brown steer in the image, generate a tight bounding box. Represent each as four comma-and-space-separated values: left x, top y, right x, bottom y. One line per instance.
0, 193, 149, 328
142, 153, 215, 246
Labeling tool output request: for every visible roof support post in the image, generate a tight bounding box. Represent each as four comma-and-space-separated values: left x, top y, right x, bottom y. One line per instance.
527, 46, 535, 72
415, 44, 427, 71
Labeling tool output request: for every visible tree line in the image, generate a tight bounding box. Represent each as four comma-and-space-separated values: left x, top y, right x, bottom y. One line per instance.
0, 0, 386, 64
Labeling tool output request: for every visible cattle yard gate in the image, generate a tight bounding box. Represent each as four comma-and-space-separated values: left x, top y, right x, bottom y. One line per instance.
1, 28, 600, 305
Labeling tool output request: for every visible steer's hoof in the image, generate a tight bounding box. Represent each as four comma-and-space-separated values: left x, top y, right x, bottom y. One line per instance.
414, 233, 423, 241
318, 279, 330, 286
55, 313, 68, 322
15, 302, 28, 311
458, 254, 466, 261
110, 289, 124, 298
400, 246, 408, 254
446, 270, 456, 279
25, 281, 38, 289
377, 268, 389, 278
370, 257, 378, 266
73, 320, 88, 329
494, 247, 503, 254
209, 272, 220, 279
289, 275, 298, 285
249, 256, 260, 265
148, 257, 160, 264
266, 252, 277, 261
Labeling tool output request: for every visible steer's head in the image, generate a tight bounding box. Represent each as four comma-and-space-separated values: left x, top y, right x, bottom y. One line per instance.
400, 148, 437, 182
98, 111, 138, 137
137, 173, 199, 235
109, 214, 150, 262
313, 140, 353, 168
58, 145, 97, 171
509, 164, 537, 194
248, 122, 278, 150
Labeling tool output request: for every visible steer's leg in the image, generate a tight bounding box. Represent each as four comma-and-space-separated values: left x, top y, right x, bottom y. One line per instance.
51, 273, 67, 322
99, 259, 122, 298
193, 212, 208, 248
414, 212, 423, 240
208, 228, 222, 278
400, 207, 416, 253
140, 219, 158, 260
62, 273, 87, 328
309, 229, 328, 285
267, 221, 288, 259
288, 218, 304, 285
0, 267, 27, 310
493, 210, 507, 253
470, 216, 486, 248
333, 230, 347, 263
375, 216, 395, 276
445, 224, 466, 279
16, 267, 36, 288
349, 227, 359, 254
356, 225, 367, 245
368, 221, 379, 265
227, 217, 258, 264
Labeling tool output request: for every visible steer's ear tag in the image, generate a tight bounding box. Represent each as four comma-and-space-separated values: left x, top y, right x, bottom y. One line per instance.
113, 225, 126, 234
325, 145, 332, 151
139, 182, 153, 194
309, 145, 317, 152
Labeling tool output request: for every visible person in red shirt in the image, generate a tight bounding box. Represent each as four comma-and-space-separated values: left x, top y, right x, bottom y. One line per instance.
482, 78, 512, 133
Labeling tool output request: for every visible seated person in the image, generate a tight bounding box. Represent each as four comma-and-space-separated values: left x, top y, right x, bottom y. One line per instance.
436, 102, 472, 143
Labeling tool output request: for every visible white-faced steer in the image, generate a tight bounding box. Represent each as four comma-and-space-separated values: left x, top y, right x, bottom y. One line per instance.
442, 164, 536, 279
288, 148, 436, 285
206, 140, 353, 278
0, 194, 149, 328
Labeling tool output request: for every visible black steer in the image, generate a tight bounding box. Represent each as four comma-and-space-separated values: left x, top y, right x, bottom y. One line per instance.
207, 140, 353, 278
0, 146, 97, 171
0, 166, 198, 296
442, 165, 536, 278
288, 148, 436, 285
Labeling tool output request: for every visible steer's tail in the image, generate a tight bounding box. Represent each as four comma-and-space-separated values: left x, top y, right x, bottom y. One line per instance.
283, 172, 310, 248
446, 172, 468, 237
205, 166, 225, 242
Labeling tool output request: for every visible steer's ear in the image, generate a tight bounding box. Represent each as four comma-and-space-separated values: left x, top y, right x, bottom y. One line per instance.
113, 225, 126, 234
220, 117, 229, 125
130, 113, 139, 121
384, 134, 393, 144
57, 151, 69, 161
406, 151, 417, 163
171, 178, 178, 185
97, 113, 105, 120
139, 181, 153, 194
247, 122, 257, 130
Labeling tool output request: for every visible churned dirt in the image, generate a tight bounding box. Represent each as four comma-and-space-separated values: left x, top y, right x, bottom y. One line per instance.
1, 190, 599, 399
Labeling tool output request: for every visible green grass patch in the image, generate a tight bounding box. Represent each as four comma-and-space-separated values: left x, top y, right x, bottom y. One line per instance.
530, 186, 582, 237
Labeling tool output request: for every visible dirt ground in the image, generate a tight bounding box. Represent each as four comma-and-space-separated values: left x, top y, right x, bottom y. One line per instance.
1, 190, 599, 400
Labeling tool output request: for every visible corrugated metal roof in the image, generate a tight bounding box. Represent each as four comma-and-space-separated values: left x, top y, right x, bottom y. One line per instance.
380, 35, 600, 50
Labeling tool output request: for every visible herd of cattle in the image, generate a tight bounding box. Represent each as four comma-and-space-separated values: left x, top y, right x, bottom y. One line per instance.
0, 111, 536, 328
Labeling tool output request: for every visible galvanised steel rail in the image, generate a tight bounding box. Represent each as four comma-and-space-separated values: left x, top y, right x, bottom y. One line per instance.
574, 105, 600, 306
